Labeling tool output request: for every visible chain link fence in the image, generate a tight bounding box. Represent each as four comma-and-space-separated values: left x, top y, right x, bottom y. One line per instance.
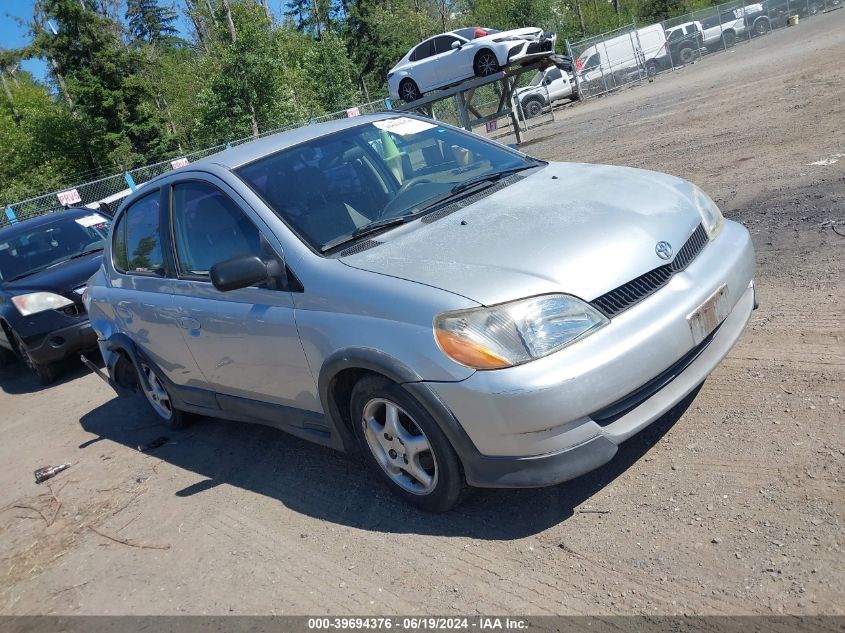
567, 0, 841, 99
2, 97, 392, 229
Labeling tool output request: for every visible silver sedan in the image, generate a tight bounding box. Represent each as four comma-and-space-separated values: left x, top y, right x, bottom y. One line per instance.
85, 113, 756, 511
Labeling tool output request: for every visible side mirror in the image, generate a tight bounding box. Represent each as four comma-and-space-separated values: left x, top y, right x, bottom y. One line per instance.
543, 77, 552, 85
210, 255, 271, 292
451, 40, 462, 50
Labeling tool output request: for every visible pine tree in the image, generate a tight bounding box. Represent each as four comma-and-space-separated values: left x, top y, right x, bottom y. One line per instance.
126, 0, 181, 45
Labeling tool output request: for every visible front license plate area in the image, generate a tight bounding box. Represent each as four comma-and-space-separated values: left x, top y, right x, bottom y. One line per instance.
688, 285, 729, 346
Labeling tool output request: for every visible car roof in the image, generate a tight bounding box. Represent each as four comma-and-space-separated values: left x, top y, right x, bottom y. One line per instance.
0, 207, 96, 238
187, 112, 399, 173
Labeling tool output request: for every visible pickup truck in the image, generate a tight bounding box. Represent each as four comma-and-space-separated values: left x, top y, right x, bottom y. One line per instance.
514, 66, 577, 118
664, 15, 748, 64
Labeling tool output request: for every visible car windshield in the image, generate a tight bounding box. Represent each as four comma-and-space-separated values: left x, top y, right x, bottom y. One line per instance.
528, 71, 544, 86
235, 118, 539, 252
0, 211, 111, 283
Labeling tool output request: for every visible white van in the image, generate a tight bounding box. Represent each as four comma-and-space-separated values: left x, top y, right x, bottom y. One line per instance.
574, 24, 668, 93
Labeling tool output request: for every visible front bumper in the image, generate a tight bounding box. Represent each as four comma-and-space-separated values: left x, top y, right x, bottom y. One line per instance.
425, 220, 756, 487
23, 319, 98, 365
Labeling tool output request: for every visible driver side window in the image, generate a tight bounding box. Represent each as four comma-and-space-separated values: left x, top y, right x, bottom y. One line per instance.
171, 182, 263, 278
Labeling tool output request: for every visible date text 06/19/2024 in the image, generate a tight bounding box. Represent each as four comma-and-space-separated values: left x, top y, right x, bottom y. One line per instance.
306, 618, 529, 631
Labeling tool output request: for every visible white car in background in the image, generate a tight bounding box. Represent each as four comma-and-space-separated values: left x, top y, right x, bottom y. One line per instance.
388, 26, 557, 103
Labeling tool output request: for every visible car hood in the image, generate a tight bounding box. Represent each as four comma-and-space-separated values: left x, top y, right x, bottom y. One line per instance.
476, 27, 547, 43
1, 251, 102, 299
342, 162, 704, 306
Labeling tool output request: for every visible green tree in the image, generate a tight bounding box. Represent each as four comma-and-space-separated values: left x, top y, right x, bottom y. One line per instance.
193, 1, 319, 144
126, 0, 181, 45
31, 0, 175, 170
301, 33, 360, 110
0, 71, 83, 204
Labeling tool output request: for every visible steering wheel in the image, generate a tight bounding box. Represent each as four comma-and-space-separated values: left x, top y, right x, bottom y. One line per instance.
396, 177, 433, 196
378, 178, 434, 218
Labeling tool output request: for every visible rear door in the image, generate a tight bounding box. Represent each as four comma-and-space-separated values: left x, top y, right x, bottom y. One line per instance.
109, 189, 201, 387
165, 177, 319, 414
408, 39, 436, 91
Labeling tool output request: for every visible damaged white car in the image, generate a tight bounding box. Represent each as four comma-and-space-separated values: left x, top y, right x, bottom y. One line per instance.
388, 27, 557, 103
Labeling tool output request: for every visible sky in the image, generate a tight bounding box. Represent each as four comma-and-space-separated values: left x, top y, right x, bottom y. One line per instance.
0, 0, 49, 81
1, 1, 293, 84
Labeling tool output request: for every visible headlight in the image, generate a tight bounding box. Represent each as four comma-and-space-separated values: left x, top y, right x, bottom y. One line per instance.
692, 185, 724, 239
434, 294, 609, 370
11, 292, 73, 316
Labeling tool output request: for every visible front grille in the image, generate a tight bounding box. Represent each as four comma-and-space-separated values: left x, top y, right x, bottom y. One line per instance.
526, 40, 553, 54
61, 303, 85, 317
590, 223, 708, 318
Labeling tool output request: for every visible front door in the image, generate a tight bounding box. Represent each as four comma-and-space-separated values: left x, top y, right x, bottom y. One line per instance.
166, 178, 319, 414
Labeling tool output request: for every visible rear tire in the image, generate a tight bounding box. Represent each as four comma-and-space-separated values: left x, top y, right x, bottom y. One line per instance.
754, 18, 771, 35
399, 78, 422, 104
350, 375, 466, 512
722, 30, 737, 48
474, 50, 501, 77
138, 361, 191, 429
678, 45, 696, 64
646, 61, 659, 77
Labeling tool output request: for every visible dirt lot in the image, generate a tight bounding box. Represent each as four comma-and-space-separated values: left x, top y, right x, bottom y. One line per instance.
1, 10, 842, 616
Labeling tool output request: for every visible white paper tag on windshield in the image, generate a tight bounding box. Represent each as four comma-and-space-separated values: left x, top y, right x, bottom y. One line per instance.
373, 117, 436, 136
75, 213, 108, 228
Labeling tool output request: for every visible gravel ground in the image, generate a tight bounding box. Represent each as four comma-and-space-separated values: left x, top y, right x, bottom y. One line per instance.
1, 9, 842, 616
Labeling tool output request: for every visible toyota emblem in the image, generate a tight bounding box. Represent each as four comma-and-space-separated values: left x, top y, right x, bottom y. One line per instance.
655, 241, 673, 260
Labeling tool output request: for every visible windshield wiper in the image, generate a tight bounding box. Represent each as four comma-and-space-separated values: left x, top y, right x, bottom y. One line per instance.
450, 165, 537, 195
66, 247, 104, 260
320, 215, 415, 253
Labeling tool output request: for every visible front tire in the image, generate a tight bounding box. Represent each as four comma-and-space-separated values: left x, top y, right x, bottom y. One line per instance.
138, 361, 191, 429
754, 18, 771, 35
521, 96, 545, 119
474, 50, 501, 77
10, 330, 59, 385
350, 375, 466, 512
722, 31, 737, 48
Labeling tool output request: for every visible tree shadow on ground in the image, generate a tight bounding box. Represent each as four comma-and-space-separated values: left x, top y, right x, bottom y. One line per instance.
79, 385, 700, 540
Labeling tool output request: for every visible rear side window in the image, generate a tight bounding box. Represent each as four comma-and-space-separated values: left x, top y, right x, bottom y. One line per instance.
171, 182, 262, 277
411, 40, 434, 61
113, 193, 164, 274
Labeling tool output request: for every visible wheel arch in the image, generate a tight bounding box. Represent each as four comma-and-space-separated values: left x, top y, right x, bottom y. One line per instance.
474, 47, 502, 68
317, 348, 483, 475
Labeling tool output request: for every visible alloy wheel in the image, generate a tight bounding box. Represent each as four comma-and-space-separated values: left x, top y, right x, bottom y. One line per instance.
140, 363, 174, 420
476, 53, 499, 76
361, 398, 438, 495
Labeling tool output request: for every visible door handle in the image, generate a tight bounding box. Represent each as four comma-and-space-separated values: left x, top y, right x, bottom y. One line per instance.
179, 317, 201, 331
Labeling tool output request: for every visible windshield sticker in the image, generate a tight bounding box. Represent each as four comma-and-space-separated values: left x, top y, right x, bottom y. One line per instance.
75, 213, 108, 228
373, 117, 436, 136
